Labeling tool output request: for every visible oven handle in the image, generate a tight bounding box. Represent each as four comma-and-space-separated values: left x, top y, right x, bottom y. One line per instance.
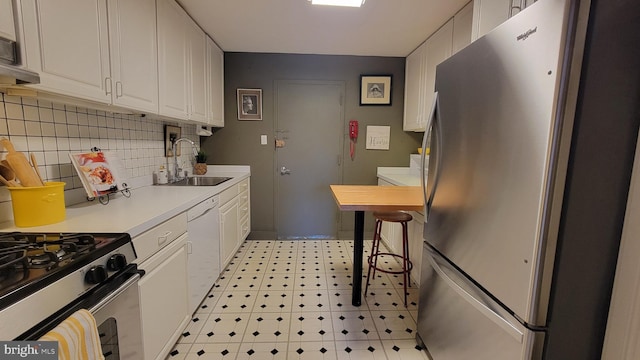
16, 264, 144, 340
88, 271, 140, 314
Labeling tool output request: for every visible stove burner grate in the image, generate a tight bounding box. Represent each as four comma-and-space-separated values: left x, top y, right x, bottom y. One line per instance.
0, 247, 29, 286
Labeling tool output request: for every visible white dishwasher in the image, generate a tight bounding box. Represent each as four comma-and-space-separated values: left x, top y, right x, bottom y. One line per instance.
187, 195, 221, 314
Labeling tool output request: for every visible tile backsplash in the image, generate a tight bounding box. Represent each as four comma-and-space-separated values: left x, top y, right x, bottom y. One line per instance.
0, 93, 199, 219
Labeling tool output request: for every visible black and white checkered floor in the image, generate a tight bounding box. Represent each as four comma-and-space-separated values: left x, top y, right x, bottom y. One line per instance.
166, 239, 428, 360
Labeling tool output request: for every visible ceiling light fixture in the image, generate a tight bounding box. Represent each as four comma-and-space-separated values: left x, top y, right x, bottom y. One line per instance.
309, 0, 365, 8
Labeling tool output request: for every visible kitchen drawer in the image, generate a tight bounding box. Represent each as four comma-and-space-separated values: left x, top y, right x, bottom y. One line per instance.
240, 217, 250, 240
219, 184, 238, 205
238, 190, 249, 220
133, 213, 188, 263
238, 178, 249, 193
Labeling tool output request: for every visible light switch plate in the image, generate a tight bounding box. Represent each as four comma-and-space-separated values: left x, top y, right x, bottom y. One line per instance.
261, 135, 267, 145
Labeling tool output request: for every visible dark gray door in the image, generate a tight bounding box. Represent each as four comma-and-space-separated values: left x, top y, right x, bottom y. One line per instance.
275, 80, 344, 239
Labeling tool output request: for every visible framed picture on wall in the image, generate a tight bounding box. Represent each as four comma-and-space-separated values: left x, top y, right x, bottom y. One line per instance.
360, 75, 392, 106
237, 88, 263, 120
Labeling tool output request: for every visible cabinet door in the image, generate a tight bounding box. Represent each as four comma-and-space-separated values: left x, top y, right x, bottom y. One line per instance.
107, 0, 158, 113
138, 234, 189, 360
0, 0, 15, 41
423, 19, 453, 129
452, 1, 473, 55
21, 0, 111, 103
207, 37, 225, 127
186, 18, 207, 122
238, 179, 250, 240
220, 199, 239, 268
157, 0, 188, 119
403, 43, 426, 131
471, 0, 511, 40
376, 179, 403, 254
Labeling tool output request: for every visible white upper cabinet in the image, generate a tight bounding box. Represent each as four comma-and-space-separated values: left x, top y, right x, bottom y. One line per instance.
157, 0, 188, 119
403, 19, 453, 132
423, 19, 453, 127
472, 0, 510, 40
0, 0, 16, 41
157, 0, 209, 124
107, 0, 159, 113
206, 37, 224, 127
471, 0, 535, 40
21, 0, 111, 103
403, 43, 426, 131
452, 1, 473, 55
186, 17, 207, 123
20, 0, 158, 113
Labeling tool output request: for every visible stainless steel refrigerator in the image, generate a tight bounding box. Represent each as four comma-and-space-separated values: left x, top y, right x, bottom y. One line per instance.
416, 0, 640, 358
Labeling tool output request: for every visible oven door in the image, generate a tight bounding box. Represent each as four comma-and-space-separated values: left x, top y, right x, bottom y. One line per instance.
91, 267, 143, 359
17, 264, 144, 360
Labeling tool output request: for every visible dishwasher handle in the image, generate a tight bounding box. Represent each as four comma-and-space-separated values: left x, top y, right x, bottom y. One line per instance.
189, 205, 217, 222
188, 196, 219, 222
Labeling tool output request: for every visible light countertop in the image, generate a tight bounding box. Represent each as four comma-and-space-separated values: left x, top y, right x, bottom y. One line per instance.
377, 167, 421, 186
0, 165, 250, 238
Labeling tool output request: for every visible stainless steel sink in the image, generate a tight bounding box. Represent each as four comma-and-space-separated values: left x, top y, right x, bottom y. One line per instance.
167, 176, 232, 186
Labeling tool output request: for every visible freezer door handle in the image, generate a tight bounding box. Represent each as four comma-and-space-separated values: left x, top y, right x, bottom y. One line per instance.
421, 92, 442, 221
426, 246, 524, 342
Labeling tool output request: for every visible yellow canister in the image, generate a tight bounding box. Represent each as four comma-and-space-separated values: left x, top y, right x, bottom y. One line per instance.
8, 182, 66, 227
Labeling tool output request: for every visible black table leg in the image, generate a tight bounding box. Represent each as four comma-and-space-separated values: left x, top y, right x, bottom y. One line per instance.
352, 210, 364, 306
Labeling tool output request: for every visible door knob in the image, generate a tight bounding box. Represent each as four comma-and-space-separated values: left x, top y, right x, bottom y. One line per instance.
280, 166, 291, 175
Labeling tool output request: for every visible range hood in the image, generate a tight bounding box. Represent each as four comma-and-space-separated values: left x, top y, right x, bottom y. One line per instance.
0, 37, 40, 85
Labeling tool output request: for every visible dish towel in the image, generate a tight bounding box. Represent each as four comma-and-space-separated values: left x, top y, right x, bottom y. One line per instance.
40, 309, 105, 360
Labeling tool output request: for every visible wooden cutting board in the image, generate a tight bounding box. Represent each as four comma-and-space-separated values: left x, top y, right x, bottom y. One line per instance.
0, 138, 43, 187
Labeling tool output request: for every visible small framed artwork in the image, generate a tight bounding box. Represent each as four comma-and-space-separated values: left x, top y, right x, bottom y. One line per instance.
237, 88, 263, 120
360, 75, 392, 106
164, 125, 181, 157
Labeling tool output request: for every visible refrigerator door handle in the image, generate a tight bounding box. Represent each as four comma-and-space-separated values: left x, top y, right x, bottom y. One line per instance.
421, 92, 441, 220
426, 247, 525, 342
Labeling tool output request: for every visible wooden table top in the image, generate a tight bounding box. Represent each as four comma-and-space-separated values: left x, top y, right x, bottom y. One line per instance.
330, 185, 423, 212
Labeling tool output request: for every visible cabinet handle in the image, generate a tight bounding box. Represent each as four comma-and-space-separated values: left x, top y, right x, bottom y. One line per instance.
115, 81, 123, 98
105, 77, 112, 96
187, 241, 193, 254
158, 231, 172, 245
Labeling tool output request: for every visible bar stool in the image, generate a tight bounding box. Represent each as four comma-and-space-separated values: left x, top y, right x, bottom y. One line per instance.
365, 211, 413, 307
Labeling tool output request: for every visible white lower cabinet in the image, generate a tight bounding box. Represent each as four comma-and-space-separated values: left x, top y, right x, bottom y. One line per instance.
219, 178, 251, 269
238, 180, 251, 240
377, 179, 404, 255
377, 178, 423, 285
220, 197, 239, 268
134, 214, 190, 360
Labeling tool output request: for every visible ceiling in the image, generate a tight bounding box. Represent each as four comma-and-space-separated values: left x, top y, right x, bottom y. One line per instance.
177, 0, 470, 57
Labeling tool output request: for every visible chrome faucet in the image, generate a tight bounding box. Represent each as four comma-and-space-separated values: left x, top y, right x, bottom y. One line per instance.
171, 137, 199, 182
